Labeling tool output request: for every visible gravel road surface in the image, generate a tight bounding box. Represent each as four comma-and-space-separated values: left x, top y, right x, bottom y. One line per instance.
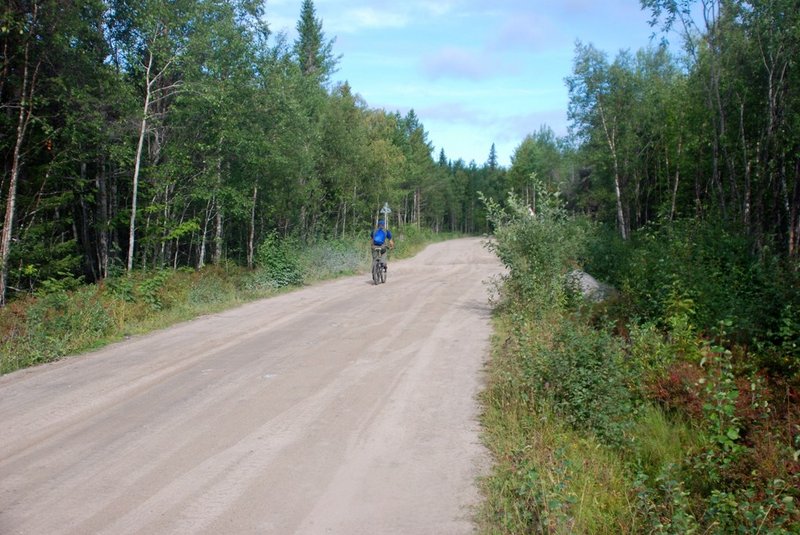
0, 237, 503, 534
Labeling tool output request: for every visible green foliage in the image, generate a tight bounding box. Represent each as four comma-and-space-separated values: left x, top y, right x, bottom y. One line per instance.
253, 231, 304, 288
35, 272, 85, 296
2, 287, 114, 372
105, 273, 136, 303
138, 270, 170, 311
483, 189, 588, 314
298, 237, 365, 280
626, 321, 681, 390
186, 265, 240, 306
481, 201, 800, 533
541, 320, 633, 445
480, 318, 636, 534
588, 219, 798, 354
634, 464, 700, 534
759, 304, 800, 376
569, 1, 800, 256
293, 0, 337, 82
701, 481, 798, 534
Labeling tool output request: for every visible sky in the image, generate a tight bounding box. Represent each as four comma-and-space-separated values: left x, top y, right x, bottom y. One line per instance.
263, 0, 670, 168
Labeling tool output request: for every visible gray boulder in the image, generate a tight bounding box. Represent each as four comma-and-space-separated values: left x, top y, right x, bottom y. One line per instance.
566, 270, 616, 303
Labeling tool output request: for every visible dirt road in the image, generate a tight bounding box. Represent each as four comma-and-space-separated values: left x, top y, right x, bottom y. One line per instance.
0, 238, 503, 534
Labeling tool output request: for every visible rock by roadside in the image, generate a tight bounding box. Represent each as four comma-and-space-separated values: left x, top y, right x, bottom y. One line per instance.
566, 270, 616, 303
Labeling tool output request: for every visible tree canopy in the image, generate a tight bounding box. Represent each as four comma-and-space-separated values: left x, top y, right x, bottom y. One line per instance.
0, 0, 505, 303
4, 0, 799, 305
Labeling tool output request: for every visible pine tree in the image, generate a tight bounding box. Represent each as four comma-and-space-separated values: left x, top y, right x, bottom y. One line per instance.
438, 148, 449, 168
487, 143, 498, 170
293, 0, 338, 84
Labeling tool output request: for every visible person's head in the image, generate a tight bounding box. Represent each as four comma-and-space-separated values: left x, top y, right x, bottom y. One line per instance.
377, 219, 384, 227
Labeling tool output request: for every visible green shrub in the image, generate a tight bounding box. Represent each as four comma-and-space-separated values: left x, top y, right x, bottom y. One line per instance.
483, 192, 589, 314
633, 463, 700, 534
254, 231, 304, 288
579, 223, 630, 285
701, 482, 798, 534
187, 268, 238, 306
626, 321, 680, 387
298, 237, 366, 280
481, 204, 800, 534
538, 319, 634, 446
105, 274, 135, 302
480, 316, 639, 534
138, 270, 170, 310
598, 219, 796, 347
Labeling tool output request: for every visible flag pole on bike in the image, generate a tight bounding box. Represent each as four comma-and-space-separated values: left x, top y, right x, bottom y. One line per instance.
370, 203, 394, 285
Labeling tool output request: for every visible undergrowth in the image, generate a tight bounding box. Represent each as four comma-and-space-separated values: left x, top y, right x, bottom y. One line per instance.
478, 190, 799, 533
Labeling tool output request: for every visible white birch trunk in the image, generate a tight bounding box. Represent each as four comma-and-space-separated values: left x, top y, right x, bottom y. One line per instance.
598, 101, 627, 240
248, 185, 257, 269
1, 28, 38, 305
127, 50, 154, 272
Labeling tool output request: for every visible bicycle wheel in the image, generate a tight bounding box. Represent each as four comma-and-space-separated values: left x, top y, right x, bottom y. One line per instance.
372, 260, 380, 285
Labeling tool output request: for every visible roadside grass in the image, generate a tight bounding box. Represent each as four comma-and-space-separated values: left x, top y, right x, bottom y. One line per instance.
478, 313, 638, 534
0, 228, 460, 375
628, 405, 703, 482
478, 303, 713, 534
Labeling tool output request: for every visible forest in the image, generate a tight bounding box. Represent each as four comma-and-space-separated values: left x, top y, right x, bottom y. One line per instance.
4, 1, 799, 308
0, 0, 506, 306
3, 0, 800, 531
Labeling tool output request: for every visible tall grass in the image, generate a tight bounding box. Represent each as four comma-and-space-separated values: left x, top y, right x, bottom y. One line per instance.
479, 316, 637, 534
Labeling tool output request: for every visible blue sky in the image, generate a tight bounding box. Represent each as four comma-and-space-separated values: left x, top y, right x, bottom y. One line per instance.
264, 0, 665, 167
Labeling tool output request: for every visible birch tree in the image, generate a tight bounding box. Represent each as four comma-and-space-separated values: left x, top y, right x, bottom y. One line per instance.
567, 42, 630, 239
107, 0, 190, 271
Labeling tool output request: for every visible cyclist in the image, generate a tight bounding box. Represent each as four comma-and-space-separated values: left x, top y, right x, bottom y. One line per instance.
370, 219, 394, 272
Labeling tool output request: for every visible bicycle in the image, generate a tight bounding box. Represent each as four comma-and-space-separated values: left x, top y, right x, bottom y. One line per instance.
371, 245, 388, 285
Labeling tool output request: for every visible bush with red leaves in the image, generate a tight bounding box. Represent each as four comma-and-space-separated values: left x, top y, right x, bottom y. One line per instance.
647, 361, 707, 420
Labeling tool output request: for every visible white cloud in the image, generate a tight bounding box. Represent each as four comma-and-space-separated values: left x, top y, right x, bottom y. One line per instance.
355, 8, 408, 27
414, 0, 458, 17
421, 47, 513, 81
498, 109, 569, 143
489, 13, 567, 52
331, 7, 410, 32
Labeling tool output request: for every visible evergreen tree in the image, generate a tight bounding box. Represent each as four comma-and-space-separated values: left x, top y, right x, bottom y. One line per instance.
293, 0, 338, 84
487, 143, 498, 170
438, 148, 449, 169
